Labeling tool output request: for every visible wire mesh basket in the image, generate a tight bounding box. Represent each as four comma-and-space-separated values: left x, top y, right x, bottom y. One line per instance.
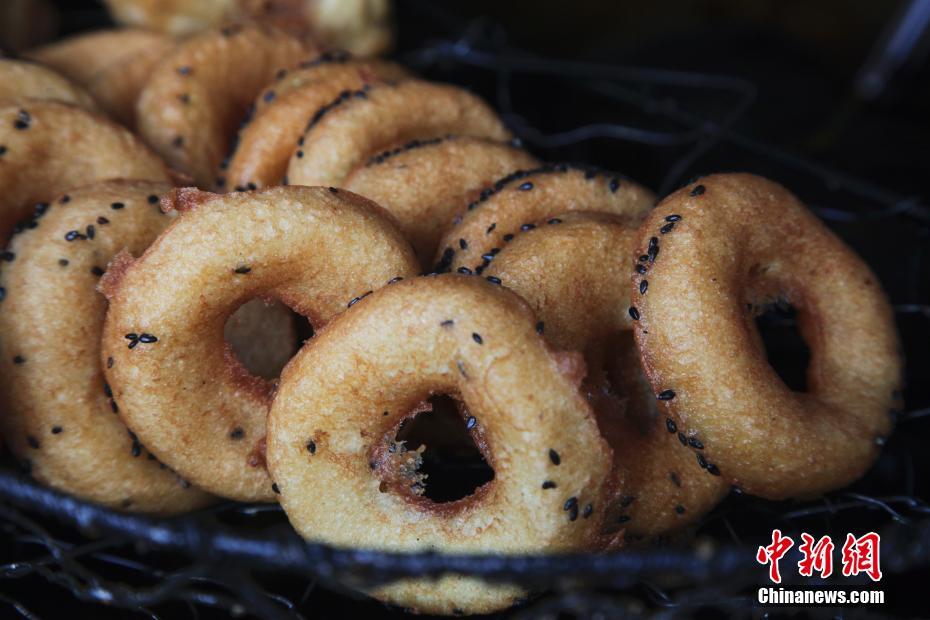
2, 3, 929, 618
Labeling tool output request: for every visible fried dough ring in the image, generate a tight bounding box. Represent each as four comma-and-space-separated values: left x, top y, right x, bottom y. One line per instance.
267, 274, 614, 614
0, 101, 170, 238
344, 135, 539, 263
285, 79, 511, 188
223, 52, 409, 190
136, 24, 314, 187
0, 59, 98, 110
100, 186, 419, 501
630, 173, 902, 499
27, 29, 175, 128
0, 180, 212, 513
434, 165, 655, 274
484, 212, 727, 538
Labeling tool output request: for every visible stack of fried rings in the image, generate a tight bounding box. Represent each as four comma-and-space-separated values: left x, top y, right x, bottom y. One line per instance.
1, 34, 904, 616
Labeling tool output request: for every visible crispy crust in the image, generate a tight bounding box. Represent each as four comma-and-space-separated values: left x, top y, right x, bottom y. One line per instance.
0, 59, 99, 111
136, 24, 315, 187
101, 186, 419, 501
0, 101, 171, 238
631, 173, 902, 499
344, 135, 539, 265
267, 274, 615, 614
434, 165, 655, 273
224, 53, 410, 190
285, 79, 511, 188
0, 180, 213, 513
485, 212, 728, 538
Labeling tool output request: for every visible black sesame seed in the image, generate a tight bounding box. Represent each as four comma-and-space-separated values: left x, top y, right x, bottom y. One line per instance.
660, 222, 675, 234
670, 471, 681, 487
51, 426, 62, 434
272, 483, 280, 494
657, 389, 676, 400
14, 110, 31, 130
457, 360, 467, 378
563, 496, 578, 511
103, 383, 112, 397
635, 264, 647, 275
440, 319, 454, 328
234, 265, 251, 274
138, 334, 157, 344
520, 223, 536, 232
13, 355, 25, 364
457, 266, 473, 275
678, 432, 687, 446
111, 400, 119, 413
307, 440, 316, 454
688, 437, 704, 450
640, 280, 649, 294
131, 441, 142, 457
549, 449, 561, 465
638, 254, 649, 262
35, 202, 50, 216
486, 276, 501, 285
27, 435, 39, 449
84, 225, 95, 239
172, 136, 184, 148
542, 480, 556, 489
107, 357, 114, 368
675, 505, 686, 514
547, 218, 562, 225
472, 332, 483, 344
296, 150, 304, 158
609, 177, 620, 192
690, 184, 705, 196
536, 321, 545, 334
706, 463, 721, 476
465, 416, 477, 430
91, 266, 104, 276
458, 238, 468, 250
1, 251, 15, 261
583, 504, 593, 518
666, 418, 677, 433
148, 195, 159, 205
0, 145, 6, 155
518, 182, 533, 191
387, 276, 404, 284
486, 223, 497, 234
503, 233, 514, 242
58, 258, 69, 267
176, 66, 192, 75
111, 202, 125, 210
178, 93, 190, 104
263, 90, 276, 103
97, 216, 110, 225
697, 453, 708, 469
0, 287, 4, 301
628, 306, 640, 321
665, 214, 682, 222
230, 428, 245, 440
327, 186, 337, 193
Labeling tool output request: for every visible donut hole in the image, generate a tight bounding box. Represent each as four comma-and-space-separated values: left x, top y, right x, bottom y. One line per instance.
391, 394, 494, 504
224, 299, 313, 380
751, 300, 810, 392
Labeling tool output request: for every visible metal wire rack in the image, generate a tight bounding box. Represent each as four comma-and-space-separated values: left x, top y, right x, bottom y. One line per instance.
2, 4, 929, 618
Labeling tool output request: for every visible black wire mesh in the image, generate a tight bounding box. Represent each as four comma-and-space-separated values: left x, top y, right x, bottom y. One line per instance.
2, 3, 929, 618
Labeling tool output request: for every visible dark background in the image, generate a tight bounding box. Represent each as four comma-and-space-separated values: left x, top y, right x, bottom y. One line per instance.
1, 0, 928, 618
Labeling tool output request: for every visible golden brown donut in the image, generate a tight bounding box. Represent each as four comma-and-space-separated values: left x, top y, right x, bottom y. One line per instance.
136, 24, 314, 187
0, 180, 212, 513
630, 173, 902, 499
0, 101, 170, 238
100, 186, 419, 501
434, 165, 655, 274
267, 274, 614, 614
0, 59, 98, 110
343, 135, 539, 263
484, 212, 728, 538
103, 0, 393, 55
285, 80, 511, 188
223, 51, 409, 191
27, 28, 175, 128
